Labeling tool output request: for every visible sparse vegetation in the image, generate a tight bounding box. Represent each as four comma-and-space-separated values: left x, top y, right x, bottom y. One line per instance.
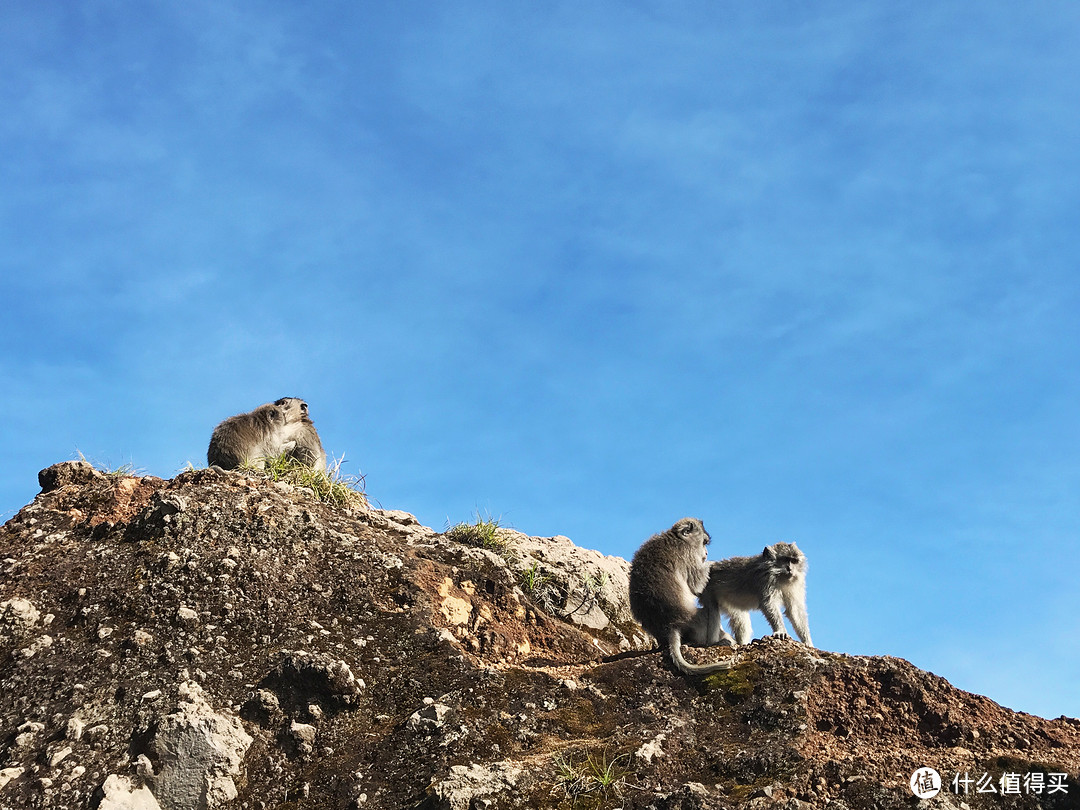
240, 453, 368, 508
444, 512, 512, 556
581, 570, 609, 596
75, 450, 142, 477
519, 560, 552, 595
560, 569, 610, 620
551, 750, 629, 805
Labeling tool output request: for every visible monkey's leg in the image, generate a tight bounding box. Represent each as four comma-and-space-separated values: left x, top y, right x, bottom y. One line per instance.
728, 611, 753, 645
682, 609, 708, 646
704, 607, 735, 647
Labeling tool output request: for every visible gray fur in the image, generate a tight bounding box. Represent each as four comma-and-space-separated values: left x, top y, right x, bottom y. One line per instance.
628, 517, 735, 675
206, 403, 297, 471
687, 542, 812, 647
274, 397, 327, 472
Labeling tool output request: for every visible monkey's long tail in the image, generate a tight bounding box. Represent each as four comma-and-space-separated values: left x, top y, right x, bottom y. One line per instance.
667, 628, 736, 675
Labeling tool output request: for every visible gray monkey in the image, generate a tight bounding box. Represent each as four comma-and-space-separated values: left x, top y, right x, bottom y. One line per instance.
628, 517, 735, 675
206, 403, 297, 471
274, 397, 327, 471
686, 542, 812, 647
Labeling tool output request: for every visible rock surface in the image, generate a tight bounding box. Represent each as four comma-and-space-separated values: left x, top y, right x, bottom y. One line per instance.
0, 461, 1077, 809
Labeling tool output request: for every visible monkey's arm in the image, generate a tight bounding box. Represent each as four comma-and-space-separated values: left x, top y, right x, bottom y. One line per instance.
685, 562, 711, 595
783, 596, 813, 646
760, 595, 789, 639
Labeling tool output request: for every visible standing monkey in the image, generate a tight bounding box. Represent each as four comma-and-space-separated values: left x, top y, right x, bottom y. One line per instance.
274, 397, 327, 471
628, 517, 735, 675
206, 403, 297, 471
688, 542, 813, 647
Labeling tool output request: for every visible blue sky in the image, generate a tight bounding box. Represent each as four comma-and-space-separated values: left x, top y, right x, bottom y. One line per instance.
2, 3, 1078, 719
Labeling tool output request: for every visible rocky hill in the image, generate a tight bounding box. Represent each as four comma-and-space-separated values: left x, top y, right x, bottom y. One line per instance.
1, 462, 1078, 810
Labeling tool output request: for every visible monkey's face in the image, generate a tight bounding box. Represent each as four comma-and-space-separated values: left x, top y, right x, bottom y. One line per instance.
767, 543, 806, 581
274, 397, 309, 424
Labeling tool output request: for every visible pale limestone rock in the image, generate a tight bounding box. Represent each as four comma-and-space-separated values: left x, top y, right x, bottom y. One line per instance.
0, 597, 40, 632
176, 606, 199, 624
430, 761, 528, 810
635, 733, 667, 764
149, 681, 252, 810
0, 766, 25, 789
507, 531, 634, 629
408, 702, 453, 732
98, 774, 163, 810
48, 746, 72, 767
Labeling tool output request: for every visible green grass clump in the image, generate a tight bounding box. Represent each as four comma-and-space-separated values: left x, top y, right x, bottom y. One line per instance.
551, 750, 629, 804
241, 453, 368, 508
581, 570, 609, 596
519, 560, 552, 595
444, 512, 512, 554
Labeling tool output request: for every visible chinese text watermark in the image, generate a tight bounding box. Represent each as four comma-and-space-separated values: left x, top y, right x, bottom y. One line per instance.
910, 769, 1071, 799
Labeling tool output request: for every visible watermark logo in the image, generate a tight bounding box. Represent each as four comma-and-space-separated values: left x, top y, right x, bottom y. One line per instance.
910, 767, 942, 799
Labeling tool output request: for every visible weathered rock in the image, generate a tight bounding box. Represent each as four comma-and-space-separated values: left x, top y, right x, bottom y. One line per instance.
505, 530, 638, 635
429, 761, 531, 810
635, 732, 667, 764
252, 649, 363, 716
97, 774, 163, 810
37, 460, 102, 492
0, 767, 25, 790
286, 720, 317, 756
0, 596, 40, 644
147, 681, 252, 810
408, 699, 454, 732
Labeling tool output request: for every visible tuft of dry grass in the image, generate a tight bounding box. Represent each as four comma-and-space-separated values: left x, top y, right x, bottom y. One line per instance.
241, 453, 368, 508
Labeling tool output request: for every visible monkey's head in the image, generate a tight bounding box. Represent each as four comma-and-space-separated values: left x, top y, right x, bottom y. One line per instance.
254, 403, 287, 426
673, 517, 710, 561
762, 542, 806, 581
274, 397, 310, 424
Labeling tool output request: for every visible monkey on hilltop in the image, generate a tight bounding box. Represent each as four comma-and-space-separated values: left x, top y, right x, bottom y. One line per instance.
206, 402, 298, 471
628, 517, 735, 675
686, 542, 813, 647
274, 396, 327, 472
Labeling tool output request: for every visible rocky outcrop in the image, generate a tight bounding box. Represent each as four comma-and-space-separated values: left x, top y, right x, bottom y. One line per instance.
1, 462, 1078, 809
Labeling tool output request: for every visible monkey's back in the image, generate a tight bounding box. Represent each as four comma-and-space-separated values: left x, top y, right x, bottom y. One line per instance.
207, 405, 281, 470
207, 413, 251, 469
706, 555, 773, 610
628, 532, 697, 639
